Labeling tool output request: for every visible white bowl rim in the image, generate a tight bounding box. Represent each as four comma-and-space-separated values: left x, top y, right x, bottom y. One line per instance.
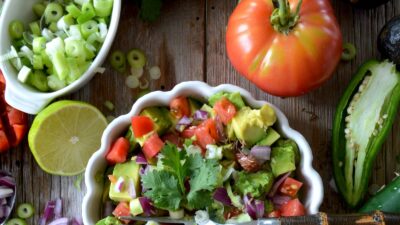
0, 0, 121, 114
83, 81, 324, 224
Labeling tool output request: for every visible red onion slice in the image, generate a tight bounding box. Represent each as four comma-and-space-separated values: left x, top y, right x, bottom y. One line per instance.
128, 179, 137, 198
48, 217, 69, 225
272, 194, 291, 210
0, 188, 13, 199
0, 198, 6, 205
193, 110, 208, 121
175, 116, 193, 132
250, 146, 271, 164
268, 172, 291, 197
39, 200, 56, 225
139, 197, 155, 216
136, 153, 148, 165
213, 187, 232, 206
0, 176, 16, 189
254, 199, 265, 218
114, 177, 125, 193
54, 198, 62, 219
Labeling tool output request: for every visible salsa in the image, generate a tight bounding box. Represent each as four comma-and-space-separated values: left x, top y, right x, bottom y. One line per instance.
96, 91, 305, 225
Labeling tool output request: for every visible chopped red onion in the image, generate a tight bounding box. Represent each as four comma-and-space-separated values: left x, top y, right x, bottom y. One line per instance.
0, 205, 10, 219
0, 176, 16, 189
128, 179, 137, 198
213, 187, 232, 206
0, 198, 6, 205
268, 172, 291, 197
243, 195, 256, 219
54, 198, 62, 219
139, 165, 150, 176
139, 197, 155, 216
254, 200, 265, 218
48, 217, 69, 225
114, 177, 125, 193
136, 153, 148, 165
39, 200, 56, 225
0, 188, 13, 199
272, 194, 291, 210
193, 110, 208, 121
250, 146, 271, 164
175, 116, 193, 132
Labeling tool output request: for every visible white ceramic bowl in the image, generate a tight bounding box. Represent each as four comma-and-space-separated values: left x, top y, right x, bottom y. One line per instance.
0, 0, 121, 114
82, 81, 323, 224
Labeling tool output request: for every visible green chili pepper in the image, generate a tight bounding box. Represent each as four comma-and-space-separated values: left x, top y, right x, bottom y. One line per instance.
332, 60, 400, 207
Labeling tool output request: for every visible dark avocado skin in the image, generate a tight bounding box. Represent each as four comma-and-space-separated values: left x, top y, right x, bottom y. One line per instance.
378, 16, 400, 66
346, 0, 389, 8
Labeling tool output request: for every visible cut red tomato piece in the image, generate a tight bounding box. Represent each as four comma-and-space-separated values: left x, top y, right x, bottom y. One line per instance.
106, 137, 130, 165
213, 97, 237, 125
131, 116, 154, 138
195, 120, 217, 150
112, 202, 131, 217
280, 198, 305, 217
0, 130, 9, 153
170, 96, 190, 119
280, 177, 303, 197
267, 210, 281, 218
11, 124, 27, 147
181, 126, 197, 138
143, 133, 164, 159
203, 119, 219, 140
162, 132, 182, 147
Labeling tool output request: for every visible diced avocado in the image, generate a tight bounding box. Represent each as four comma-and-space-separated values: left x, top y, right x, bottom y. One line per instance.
225, 183, 243, 209
208, 91, 246, 109
257, 128, 281, 146
130, 198, 144, 216
231, 105, 277, 146
275, 139, 300, 163
109, 160, 141, 202
125, 126, 138, 152
140, 107, 172, 136
234, 170, 274, 198
226, 213, 252, 223
270, 140, 298, 177
225, 123, 236, 140
200, 104, 215, 118
95, 216, 122, 225
221, 143, 235, 160
188, 97, 202, 115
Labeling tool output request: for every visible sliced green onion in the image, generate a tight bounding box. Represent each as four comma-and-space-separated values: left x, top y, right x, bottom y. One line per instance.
53, 51, 69, 80
44, 3, 64, 24
341, 43, 357, 61
84, 43, 96, 59
57, 14, 75, 30
130, 67, 143, 78
41, 28, 55, 41
139, 78, 149, 89
77, 2, 96, 24
17, 65, 31, 83
68, 25, 82, 38
29, 21, 41, 36
125, 75, 139, 89
12, 39, 26, 49
48, 74, 66, 91
32, 54, 43, 70
32, 37, 47, 54
98, 22, 108, 41
21, 57, 32, 67
65, 39, 85, 58
9, 20, 25, 39
41, 51, 52, 68
73, 173, 84, 191
0, 46, 19, 62
149, 66, 161, 80
16, 203, 35, 219
22, 32, 34, 46
94, 67, 106, 74
109, 50, 126, 73
127, 49, 147, 68
93, 0, 113, 17
49, 22, 58, 32
33, 2, 46, 17
66, 57, 81, 84
80, 20, 98, 39
66, 3, 81, 18
5, 218, 27, 225
20, 46, 34, 62
29, 70, 49, 92
74, 0, 89, 5
104, 100, 114, 111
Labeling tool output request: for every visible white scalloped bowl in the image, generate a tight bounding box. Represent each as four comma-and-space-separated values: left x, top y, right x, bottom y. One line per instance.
82, 81, 323, 224
0, 0, 121, 114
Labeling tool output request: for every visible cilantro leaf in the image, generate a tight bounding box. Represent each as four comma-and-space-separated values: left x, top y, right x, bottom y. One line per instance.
142, 170, 183, 210
161, 143, 187, 192
139, 0, 163, 22
187, 190, 213, 209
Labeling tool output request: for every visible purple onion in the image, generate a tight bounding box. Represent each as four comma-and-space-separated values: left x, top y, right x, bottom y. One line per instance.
136, 153, 148, 165
243, 195, 265, 219
175, 116, 193, 132
254, 200, 265, 218
54, 198, 62, 219
139, 165, 150, 176
193, 110, 208, 121
250, 146, 271, 164
39, 200, 56, 225
272, 194, 291, 210
48, 217, 69, 225
0, 188, 13, 199
0, 205, 10, 219
115, 177, 125, 192
70, 217, 83, 225
0, 198, 6, 205
0, 176, 16, 189
268, 172, 291, 197
128, 179, 137, 198
213, 187, 232, 206
139, 197, 155, 216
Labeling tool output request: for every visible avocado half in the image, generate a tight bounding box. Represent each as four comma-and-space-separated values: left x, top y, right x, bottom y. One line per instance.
346, 0, 389, 8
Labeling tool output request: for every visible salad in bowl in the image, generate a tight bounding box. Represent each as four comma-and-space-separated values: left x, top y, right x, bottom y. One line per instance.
83, 82, 323, 224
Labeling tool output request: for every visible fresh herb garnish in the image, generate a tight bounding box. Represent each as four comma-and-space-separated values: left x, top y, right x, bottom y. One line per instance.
141, 143, 220, 211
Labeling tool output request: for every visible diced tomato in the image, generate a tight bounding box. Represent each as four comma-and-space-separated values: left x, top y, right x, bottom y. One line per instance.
113, 202, 130, 217
10, 124, 27, 147
162, 133, 182, 147
267, 210, 281, 218
106, 137, 130, 165
280, 198, 305, 217
280, 177, 303, 197
143, 133, 164, 159
203, 119, 219, 140
6, 106, 27, 125
213, 97, 237, 125
170, 96, 190, 119
0, 130, 9, 153
181, 126, 197, 138
131, 116, 154, 138
195, 121, 217, 150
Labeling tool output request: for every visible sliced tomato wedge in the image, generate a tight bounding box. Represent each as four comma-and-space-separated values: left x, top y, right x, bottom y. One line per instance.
143, 133, 164, 159
280, 198, 305, 217
170, 96, 190, 119
0, 120, 9, 153
131, 116, 154, 138
280, 177, 303, 197
181, 126, 197, 138
195, 119, 218, 149
106, 137, 130, 165
213, 97, 237, 125
113, 202, 131, 217
162, 132, 182, 147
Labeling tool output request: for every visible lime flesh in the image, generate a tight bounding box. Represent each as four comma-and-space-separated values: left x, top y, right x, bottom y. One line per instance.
28, 100, 108, 176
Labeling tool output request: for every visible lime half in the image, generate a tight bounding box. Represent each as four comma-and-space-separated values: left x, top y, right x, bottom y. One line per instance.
28, 100, 108, 176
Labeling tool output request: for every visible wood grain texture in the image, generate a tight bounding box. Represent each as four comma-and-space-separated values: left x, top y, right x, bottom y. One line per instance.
0, 0, 399, 223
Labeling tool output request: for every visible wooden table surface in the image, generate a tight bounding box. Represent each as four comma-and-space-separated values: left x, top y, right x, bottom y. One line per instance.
1, 0, 400, 223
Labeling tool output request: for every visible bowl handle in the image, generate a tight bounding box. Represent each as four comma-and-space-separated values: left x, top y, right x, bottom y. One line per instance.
4, 86, 52, 115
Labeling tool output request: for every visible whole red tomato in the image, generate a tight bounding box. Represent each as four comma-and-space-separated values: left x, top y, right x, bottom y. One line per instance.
226, 0, 342, 97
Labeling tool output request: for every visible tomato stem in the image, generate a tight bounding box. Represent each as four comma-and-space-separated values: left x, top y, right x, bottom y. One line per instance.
271, 0, 303, 35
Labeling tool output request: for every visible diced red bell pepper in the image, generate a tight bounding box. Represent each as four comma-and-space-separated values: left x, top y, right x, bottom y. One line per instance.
280, 198, 305, 217
106, 137, 130, 165
279, 177, 303, 197
142, 133, 164, 159
131, 116, 154, 138
213, 97, 237, 125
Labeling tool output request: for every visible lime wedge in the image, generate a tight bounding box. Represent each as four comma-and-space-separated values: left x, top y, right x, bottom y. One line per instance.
28, 100, 108, 176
